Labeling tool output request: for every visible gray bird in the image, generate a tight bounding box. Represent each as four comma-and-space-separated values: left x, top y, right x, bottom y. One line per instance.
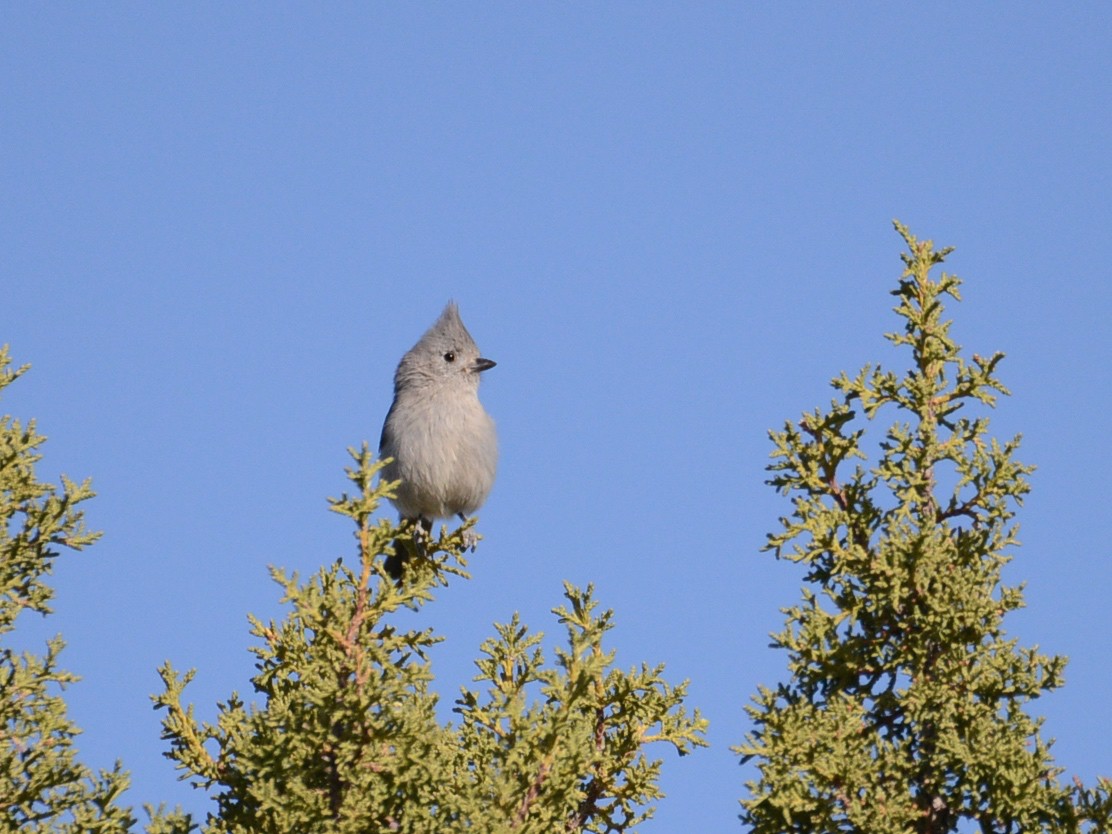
379, 302, 498, 578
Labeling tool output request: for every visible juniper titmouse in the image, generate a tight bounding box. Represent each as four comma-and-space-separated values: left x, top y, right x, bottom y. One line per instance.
379, 302, 498, 578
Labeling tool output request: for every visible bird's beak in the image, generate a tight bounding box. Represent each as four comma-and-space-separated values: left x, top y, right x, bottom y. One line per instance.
473, 357, 496, 373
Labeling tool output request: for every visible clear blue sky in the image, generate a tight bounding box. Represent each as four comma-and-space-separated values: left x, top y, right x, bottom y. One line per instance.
3, 5, 1109, 831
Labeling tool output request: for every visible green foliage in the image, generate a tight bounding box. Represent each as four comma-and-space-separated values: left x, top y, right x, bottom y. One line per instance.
155, 445, 706, 833
0, 347, 193, 834
454, 584, 706, 832
735, 226, 1110, 833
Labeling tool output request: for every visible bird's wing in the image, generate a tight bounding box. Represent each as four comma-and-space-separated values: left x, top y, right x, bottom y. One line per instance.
378, 398, 397, 455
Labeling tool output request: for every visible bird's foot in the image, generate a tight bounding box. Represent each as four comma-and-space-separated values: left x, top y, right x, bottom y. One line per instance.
457, 512, 481, 552
461, 528, 481, 552
412, 519, 432, 553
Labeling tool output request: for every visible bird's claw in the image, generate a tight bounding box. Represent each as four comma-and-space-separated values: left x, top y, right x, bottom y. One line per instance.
410, 518, 433, 557
461, 528, 480, 552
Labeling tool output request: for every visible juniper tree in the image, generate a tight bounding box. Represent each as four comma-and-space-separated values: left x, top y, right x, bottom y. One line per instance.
0, 348, 191, 834
736, 225, 1112, 833
155, 446, 706, 833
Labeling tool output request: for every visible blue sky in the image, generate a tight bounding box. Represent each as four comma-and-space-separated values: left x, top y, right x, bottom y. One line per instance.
3, 5, 1110, 831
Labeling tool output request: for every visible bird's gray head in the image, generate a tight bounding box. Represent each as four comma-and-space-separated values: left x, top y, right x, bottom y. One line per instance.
394, 302, 495, 393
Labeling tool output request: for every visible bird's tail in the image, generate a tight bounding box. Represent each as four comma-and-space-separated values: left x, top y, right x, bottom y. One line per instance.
384, 516, 433, 581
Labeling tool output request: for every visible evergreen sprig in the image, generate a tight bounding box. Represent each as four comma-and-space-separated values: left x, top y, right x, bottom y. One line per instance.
453, 582, 707, 833
737, 225, 1107, 833
156, 445, 705, 832
1, 346, 193, 834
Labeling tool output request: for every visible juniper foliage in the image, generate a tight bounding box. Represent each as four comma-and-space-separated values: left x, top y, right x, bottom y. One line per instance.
0, 348, 192, 834
156, 446, 706, 833
736, 225, 1112, 833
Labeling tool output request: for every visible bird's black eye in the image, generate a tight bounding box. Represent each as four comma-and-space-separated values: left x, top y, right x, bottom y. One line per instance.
444, 351, 456, 363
